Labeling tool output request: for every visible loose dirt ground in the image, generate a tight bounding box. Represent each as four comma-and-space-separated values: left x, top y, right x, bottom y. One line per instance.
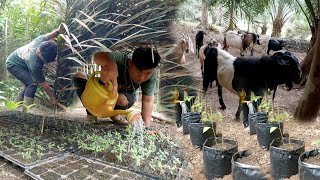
167, 22, 320, 180
1, 22, 319, 180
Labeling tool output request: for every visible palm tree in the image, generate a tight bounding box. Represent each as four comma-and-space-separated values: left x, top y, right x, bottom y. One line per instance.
44, 0, 179, 106
267, 0, 297, 37
207, 0, 269, 31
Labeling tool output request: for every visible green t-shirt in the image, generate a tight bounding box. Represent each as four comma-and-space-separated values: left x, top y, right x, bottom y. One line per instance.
6, 35, 48, 83
108, 51, 157, 96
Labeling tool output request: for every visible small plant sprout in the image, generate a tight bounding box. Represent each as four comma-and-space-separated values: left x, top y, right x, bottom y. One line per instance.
1, 99, 23, 110
269, 107, 291, 143
39, 114, 46, 135
203, 110, 224, 143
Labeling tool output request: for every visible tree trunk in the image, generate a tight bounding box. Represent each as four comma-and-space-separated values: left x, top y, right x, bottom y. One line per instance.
261, 23, 267, 35
299, 45, 315, 85
201, 0, 208, 29
271, 19, 283, 37
294, 21, 320, 121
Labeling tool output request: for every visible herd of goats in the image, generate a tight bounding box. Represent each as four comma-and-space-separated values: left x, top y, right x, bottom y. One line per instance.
171, 30, 301, 128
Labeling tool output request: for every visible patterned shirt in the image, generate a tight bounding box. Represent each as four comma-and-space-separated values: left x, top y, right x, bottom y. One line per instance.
6, 35, 48, 83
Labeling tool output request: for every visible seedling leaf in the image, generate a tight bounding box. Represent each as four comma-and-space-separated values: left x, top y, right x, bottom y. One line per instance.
270, 127, 278, 133
203, 127, 211, 133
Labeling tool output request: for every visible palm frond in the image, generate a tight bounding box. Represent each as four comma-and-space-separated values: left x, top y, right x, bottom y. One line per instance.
45, 0, 179, 106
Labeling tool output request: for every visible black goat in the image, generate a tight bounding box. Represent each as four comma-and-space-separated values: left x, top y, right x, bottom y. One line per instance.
195, 30, 206, 58
203, 47, 301, 127
267, 39, 285, 55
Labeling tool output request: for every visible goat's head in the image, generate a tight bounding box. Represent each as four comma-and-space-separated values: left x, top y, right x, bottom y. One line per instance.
271, 50, 301, 90
279, 40, 286, 47
202, 47, 218, 91
200, 30, 207, 36
252, 33, 260, 45
208, 38, 222, 49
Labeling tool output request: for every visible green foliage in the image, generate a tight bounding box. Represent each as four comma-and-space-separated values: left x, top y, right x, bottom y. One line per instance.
3, 0, 60, 40
176, 0, 201, 21
0, 81, 36, 111
0, 79, 21, 100
202, 110, 223, 134
46, 0, 179, 106
75, 125, 182, 177
202, 110, 223, 123
285, 7, 311, 39
269, 111, 291, 123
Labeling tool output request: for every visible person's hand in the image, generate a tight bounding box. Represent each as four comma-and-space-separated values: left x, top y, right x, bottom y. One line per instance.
145, 127, 158, 135
51, 98, 58, 106
57, 23, 66, 34
101, 64, 118, 94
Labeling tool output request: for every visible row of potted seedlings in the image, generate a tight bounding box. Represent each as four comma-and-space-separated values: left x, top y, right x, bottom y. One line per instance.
180, 102, 320, 180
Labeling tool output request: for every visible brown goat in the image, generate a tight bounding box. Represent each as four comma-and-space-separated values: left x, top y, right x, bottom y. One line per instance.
242, 33, 260, 56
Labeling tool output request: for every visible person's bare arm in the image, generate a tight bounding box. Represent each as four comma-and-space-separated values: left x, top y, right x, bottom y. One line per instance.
40, 81, 57, 105
141, 95, 154, 128
45, 24, 64, 40
94, 52, 118, 93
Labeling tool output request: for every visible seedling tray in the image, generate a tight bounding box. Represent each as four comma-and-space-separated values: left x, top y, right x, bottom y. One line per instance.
0, 111, 188, 179
25, 153, 154, 180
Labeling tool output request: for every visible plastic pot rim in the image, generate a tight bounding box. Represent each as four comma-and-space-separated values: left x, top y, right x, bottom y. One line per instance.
270, 138, 305, 154
299, 150, 320, 169
231, 152, 261, 169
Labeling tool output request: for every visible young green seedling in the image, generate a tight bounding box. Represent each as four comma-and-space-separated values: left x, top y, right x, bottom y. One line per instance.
203, 111, 224, 143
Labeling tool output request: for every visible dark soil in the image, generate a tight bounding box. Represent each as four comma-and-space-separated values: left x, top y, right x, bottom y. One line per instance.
279, 143, 303, 151
40, 171, 61, 180
304, 154, 320, 165
236, 154, 261, 167
210, 142, 235, 151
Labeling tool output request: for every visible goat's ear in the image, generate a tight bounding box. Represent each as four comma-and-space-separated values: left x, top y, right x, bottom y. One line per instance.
273, 51, 290, 65
274, 51, 298, 66
204, 46, 210, 56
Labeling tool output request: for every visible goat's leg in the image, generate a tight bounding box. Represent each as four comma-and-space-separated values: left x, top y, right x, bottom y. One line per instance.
241, 103, 250, 127
174, 102, 183, 127
195, 44, 198, 55
235, 101, 241, 119
253, 88, 264, 111
217, 81, 226, 110
200, 60, 204, 77
240, 48, 244, 56
250, 46, 254, 56
240, 89, 252, 128
267, 48, 270, 55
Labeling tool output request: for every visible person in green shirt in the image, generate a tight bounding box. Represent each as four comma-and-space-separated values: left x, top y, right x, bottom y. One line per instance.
6, 26, 62, 111
73, 47, 160, 130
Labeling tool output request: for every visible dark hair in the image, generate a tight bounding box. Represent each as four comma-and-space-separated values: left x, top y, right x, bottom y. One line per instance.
132, 47, 160, 70
39, 40, 58, 63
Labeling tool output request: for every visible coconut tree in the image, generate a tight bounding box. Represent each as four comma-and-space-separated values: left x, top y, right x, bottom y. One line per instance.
294, 0, 320, 121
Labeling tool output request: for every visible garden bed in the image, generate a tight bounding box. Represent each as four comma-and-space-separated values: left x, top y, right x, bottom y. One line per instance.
0, 111, 187, 179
